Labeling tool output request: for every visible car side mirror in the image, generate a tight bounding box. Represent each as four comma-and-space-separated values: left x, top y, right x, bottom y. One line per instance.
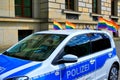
57, 54, 78, 64
5, 76, 29, 80
62, 54, 78, 62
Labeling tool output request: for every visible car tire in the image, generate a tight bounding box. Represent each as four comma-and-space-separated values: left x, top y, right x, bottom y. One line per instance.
108, 64, 119, 80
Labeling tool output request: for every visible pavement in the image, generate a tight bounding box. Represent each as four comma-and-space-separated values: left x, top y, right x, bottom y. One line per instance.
114, 39, 120, 80
115, 39, 120, 59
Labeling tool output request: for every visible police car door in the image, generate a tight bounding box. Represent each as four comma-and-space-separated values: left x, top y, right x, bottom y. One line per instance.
89, 33, 112, 79
59, 34, 96, 80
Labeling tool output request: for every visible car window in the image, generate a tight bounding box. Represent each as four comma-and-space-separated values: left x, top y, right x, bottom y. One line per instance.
3, 34, 67, 61
100, 33, 111, 49
64, 34, 90, 58
89, 33, 111, 53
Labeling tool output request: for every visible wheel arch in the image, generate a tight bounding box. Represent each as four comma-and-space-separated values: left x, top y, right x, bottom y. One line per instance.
113, 61, 119, 70
107, 61, 120, 80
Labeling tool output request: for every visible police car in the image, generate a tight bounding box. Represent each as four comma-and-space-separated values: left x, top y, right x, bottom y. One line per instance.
0, 30, 119, 80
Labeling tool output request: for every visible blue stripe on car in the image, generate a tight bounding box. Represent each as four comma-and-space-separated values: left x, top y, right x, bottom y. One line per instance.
5, 63, 41, 79
0, 54, 31, 75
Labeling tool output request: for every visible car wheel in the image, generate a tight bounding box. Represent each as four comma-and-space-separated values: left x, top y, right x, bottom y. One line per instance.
108, 64, 119, 80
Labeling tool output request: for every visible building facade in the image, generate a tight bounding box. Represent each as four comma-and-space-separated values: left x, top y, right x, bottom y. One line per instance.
0, 0, 120, 49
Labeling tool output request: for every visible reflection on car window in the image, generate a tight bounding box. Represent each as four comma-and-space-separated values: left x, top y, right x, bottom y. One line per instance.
4, 34, 67, 61
65, 34, 90, 57
87, 33, 102, 41
89, 33, 111, 53
67, 35, 90, 46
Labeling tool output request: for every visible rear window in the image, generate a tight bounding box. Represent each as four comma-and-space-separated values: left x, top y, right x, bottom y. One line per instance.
89, 33, 111, 53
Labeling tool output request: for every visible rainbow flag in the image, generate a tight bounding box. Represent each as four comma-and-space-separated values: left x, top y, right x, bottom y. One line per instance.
98, 17, 108, 29
53, 20, 63, 30
65, 21, 76, 29
98, 17, 119, 32
109, 20, 119, 31
106, 20, 119, 32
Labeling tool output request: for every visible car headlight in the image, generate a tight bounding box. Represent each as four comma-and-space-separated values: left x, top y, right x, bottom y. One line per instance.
5, 76, 29, 80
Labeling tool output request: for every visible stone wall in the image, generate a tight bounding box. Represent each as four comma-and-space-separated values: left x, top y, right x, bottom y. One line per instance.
0, 21, 41, 49
0, 0, 120, 49
48, 0, 65, 19
39, 0, 48, 19
0, 0, 14, 17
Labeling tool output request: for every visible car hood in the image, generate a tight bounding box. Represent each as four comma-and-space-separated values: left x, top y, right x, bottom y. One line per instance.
0, 54, 41, 79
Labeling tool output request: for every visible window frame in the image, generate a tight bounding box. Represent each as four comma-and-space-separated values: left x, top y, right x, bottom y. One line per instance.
62, 34, 91, 58
15, 0, 32, 18
52, 33, 111, 65
111, 0, 118, 16
92, 0, 101, 14
65, 0, 75, 11
52, 34, 91, 65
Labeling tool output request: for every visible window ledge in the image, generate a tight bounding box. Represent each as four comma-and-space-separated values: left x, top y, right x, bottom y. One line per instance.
109, 16, 119, 19
62, 9, 81, 15
90, 13, 102, 17
0, 17, 42, 23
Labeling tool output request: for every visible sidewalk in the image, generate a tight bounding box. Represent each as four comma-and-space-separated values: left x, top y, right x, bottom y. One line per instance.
114, 37, 120, 41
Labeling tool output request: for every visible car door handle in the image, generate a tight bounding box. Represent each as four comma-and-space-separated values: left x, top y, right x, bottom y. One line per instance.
90, 59, 95, 64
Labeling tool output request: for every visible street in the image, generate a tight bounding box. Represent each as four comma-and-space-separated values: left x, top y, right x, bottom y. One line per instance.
115, 39, 120, 60
115, 39, 120, 80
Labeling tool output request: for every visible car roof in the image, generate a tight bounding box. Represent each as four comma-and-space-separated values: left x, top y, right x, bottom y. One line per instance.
35, 30, 107, 35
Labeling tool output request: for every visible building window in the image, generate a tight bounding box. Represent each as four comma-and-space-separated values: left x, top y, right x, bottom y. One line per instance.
65, 0, 75, 11
111, 0, 118, 16
65, 0, 78, 19
18, 30, 33, 41
92, 0, 101, 14
66, 13, 79, 20
15, 0, 32, 18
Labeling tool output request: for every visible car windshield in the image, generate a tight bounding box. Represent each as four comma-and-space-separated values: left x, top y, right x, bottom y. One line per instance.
3, 34, 67, 61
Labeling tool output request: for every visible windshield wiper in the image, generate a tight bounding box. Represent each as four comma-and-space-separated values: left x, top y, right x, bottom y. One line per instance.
3, 51, 10, 55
